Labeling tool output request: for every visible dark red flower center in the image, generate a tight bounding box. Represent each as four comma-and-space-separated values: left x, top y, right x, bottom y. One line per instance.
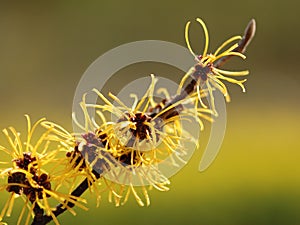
7, 153, 51, 202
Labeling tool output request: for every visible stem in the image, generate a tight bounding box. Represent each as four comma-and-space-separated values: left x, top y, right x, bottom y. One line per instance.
31, 170, 101, 225
42, 170, 101, 225
31, 19, 256, 225
31, 203, 44, 225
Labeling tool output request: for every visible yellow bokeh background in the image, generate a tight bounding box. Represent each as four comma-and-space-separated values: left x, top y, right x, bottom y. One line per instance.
0, 1, 299, 225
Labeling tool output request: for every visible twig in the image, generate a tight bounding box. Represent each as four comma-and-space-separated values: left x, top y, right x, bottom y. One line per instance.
31, 18, 256, 225
31, 203, 44, 225
31, 170, 101, 225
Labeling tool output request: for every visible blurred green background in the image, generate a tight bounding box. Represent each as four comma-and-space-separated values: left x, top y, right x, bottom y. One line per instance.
0, 1, 299, 225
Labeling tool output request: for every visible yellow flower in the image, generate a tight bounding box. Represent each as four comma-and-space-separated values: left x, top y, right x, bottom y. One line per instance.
40, 119, 112, 208
0, 116, 87, 225
179, 18, 249, 115
43, 99, 162, 207
71, 74, 203, 206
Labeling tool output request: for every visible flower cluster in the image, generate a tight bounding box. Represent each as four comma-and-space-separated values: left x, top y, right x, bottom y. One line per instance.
0, 116, 87, 225
0, 18, 255, 225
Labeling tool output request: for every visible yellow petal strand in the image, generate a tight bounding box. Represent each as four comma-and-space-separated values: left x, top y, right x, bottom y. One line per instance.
210, 77, 231, 102
6, 193, 15, 217
0, 193, 13, 220
216, 75, 247, 92
206, 81, 218, 116
43, 121, 73, 140
214, 68, 249, 76
213, 43, 239, 61
31, 127, 52, 156
196, 18, 209, 57
130, 94, 139, 111
227, 51, 246, 59
108, 92, 132, 112
197, 84, 208, 109
95, 111, 107, 126
152, 98, 183, 119
24, 114, 31, 153
177, 67, 194, 94
24, 201, 35, 225
135, 74, 156, 112
8, 127, 23, 155
72, 112, 86, 131
216, 51, 247, 61
27, 117, 46, 152
197, 112, 214, 123
223, 43, 239, 55
143, 186, 150, 206
81, 93, 95, 131
92, 88, 113, 106
130, 184, 144, 206
185, 21, 196, 58
146, 74, 157, 109
0, 146, 11, 156
214, 35, 242, 56
157, 87, 170, 99
122, 186, 131, 206
17, 198, 28, 225
135, 172, 150, 206
197, 107, 214, 114
2, 129, 19, 157
43, 195, 60, 225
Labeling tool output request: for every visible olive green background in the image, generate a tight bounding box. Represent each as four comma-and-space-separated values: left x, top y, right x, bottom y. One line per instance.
0, 1, 299, 225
